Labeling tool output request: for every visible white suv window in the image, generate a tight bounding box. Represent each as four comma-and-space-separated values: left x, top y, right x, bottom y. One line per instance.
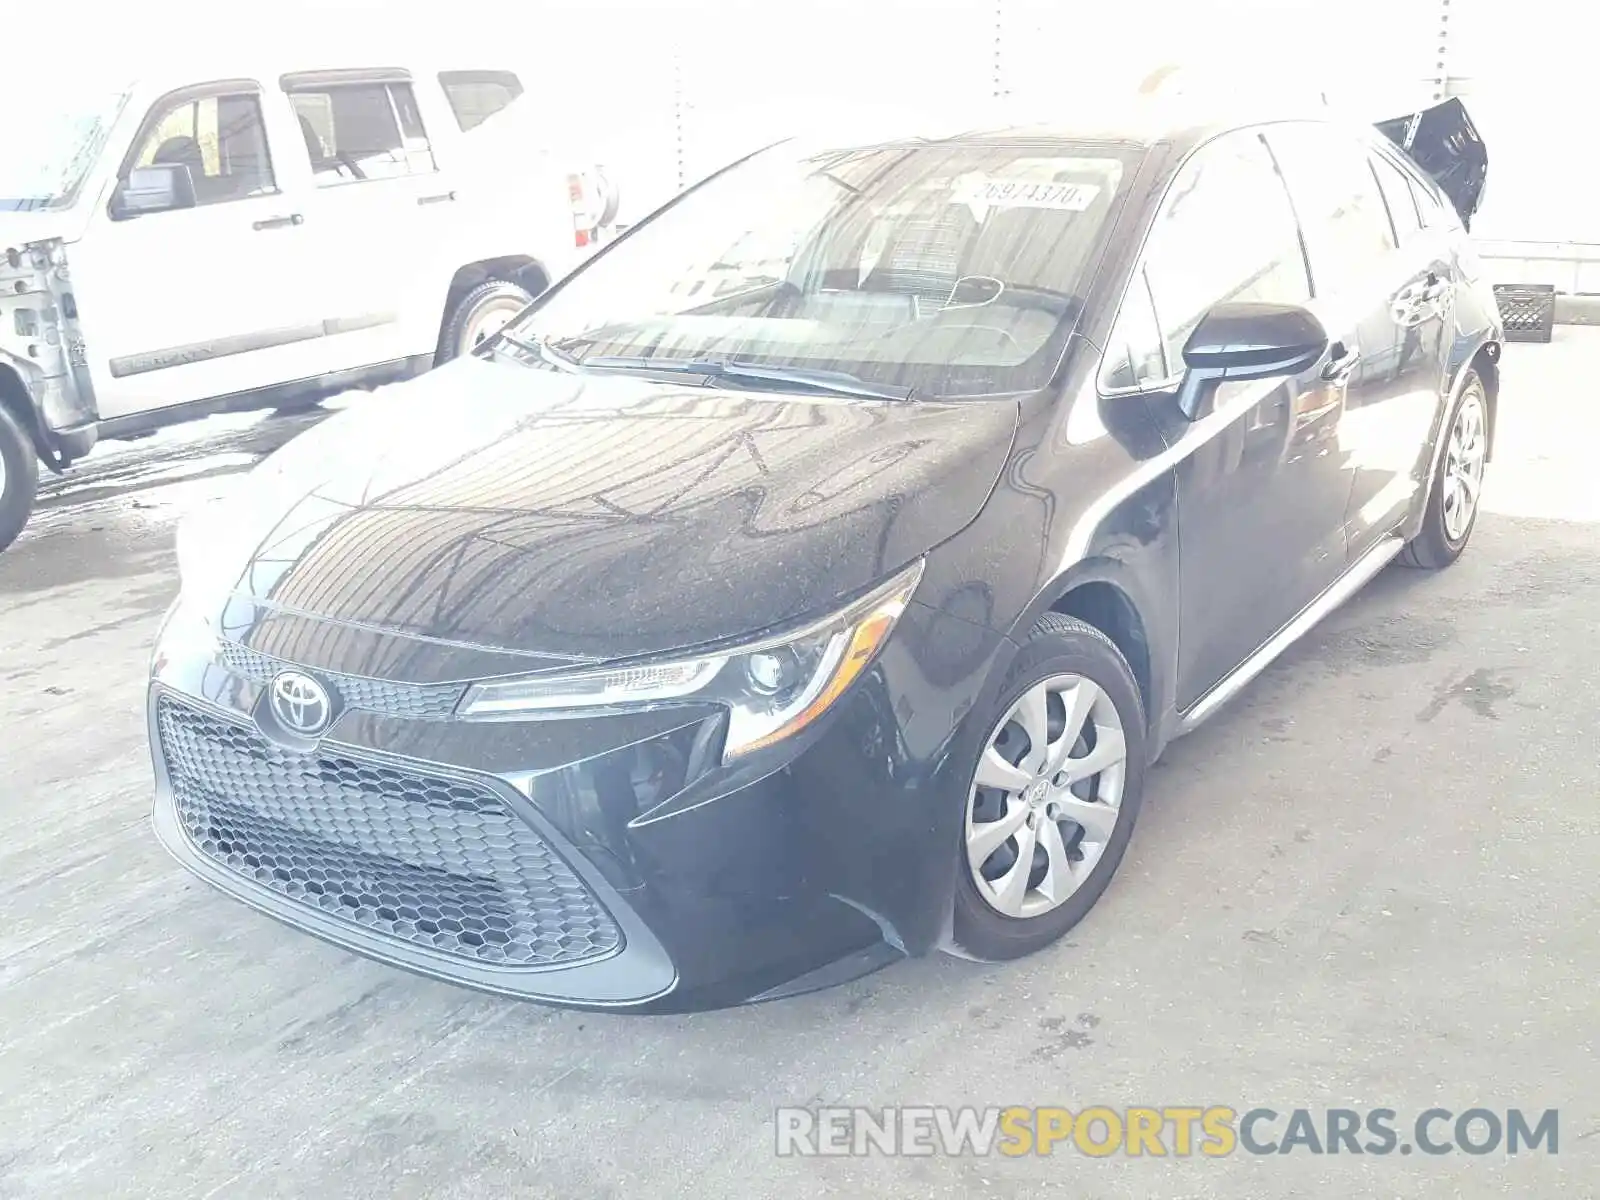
126, 89, 276, 207
438, 70, 524, 132
284, 77, 437, 185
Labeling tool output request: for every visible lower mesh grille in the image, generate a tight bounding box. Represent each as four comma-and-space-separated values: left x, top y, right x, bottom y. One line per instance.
156, 697, 622, 968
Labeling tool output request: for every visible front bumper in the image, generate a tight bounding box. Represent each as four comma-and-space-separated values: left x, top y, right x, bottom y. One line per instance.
147, 599, 1005, 1011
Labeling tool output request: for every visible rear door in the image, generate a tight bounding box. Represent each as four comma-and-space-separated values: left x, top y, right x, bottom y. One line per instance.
1263, 122, 1454, 557
1115, 128, 1356, 709
281, 69, 448, 373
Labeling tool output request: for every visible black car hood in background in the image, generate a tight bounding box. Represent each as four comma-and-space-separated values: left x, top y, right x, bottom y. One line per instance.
1376, 98, 1488, 229
197, 356, 1017, 672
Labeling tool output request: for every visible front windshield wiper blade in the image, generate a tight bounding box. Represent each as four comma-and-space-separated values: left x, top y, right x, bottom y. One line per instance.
581, 356, 913, 401
493, 331, 583, 373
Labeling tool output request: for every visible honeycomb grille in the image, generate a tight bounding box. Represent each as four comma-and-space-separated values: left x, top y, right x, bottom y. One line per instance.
157, 697, 622, 968
217, 642, 466, 721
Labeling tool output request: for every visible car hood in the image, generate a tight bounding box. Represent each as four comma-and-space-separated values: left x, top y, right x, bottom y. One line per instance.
189, 356, 1017, 679
1375, 98, 1488, 229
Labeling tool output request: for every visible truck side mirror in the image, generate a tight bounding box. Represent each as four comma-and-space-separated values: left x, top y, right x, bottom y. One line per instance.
111, 164, 197, 220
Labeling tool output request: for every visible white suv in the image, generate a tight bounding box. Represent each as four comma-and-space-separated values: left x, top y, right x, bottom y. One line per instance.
0, 59, 611, 552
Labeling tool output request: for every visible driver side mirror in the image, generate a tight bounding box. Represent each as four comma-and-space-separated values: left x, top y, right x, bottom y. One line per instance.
110, 163, 197, 220
1174, 301, 1329, 421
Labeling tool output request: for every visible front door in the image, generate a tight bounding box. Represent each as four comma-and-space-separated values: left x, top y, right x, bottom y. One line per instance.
73, 82, 327, 420
1261, 122, 1447, 557
1127, 129, 1359, 710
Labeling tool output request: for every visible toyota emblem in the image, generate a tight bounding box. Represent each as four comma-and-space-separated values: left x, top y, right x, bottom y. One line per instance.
268, 670, 332, 736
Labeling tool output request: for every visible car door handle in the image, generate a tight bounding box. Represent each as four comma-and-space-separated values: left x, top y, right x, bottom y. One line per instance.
1321, 342, 1360, 383
252, 213, 304, 231
417, 191, 457, 206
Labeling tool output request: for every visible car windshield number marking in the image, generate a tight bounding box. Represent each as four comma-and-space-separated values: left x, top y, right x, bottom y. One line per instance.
955, 176, 1102, 220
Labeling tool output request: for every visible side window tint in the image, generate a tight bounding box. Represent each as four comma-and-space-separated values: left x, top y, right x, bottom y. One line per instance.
286, 79, 437, 185
1408, 175, 1457, 231
439, 70, 524, 132
1100, 269, 1168, 391
1265, 125, 1396, 297
129, 91, 275, 206
1370, 154, 1422, 244
1142, 131, 1310, 369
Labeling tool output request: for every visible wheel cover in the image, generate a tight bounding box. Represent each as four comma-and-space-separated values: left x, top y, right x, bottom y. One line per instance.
1442, 389, 1487, 542
459, 299, 524, 356
964, 673, 1130, 919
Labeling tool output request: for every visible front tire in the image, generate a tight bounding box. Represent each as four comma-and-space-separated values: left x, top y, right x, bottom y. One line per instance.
1400, 369, 1488, 570
0, 403, 39, 554
437, 279, 535, 364
948, 613, 1148, 963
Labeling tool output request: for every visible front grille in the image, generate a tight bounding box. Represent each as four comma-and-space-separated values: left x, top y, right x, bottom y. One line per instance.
217, 642, 466, 721
157, 697, 622, 968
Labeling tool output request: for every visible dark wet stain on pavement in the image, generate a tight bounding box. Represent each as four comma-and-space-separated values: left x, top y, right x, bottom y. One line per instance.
1417, 667, 1518, 722
1, 407, 326, 598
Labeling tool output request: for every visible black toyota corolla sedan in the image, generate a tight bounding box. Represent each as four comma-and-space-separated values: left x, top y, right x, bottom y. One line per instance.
148, 97, 1498, 1011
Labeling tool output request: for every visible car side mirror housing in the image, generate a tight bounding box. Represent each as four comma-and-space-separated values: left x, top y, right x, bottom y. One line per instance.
111, 164, 197, 220
1174, 301, 1329, 421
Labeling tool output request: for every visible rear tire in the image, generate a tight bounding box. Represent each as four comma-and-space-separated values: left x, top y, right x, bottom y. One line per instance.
1400, 369, 1488, 570
947, 613, 1148, 963
437, 279, 535, 364
0, 403, 40, 554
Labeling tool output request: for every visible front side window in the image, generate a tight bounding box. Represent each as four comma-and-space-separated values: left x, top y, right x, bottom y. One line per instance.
1141, 130, 1310, 368
504, 138, 1136, 399
127, 90, 276, 207
1265, 123, 1396, 298
1100, 269, 1167, 392
286, 79, 436, 185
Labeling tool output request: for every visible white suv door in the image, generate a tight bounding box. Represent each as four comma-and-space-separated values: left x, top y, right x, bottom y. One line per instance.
71, 80, 328, 420
281, 70, 453, 373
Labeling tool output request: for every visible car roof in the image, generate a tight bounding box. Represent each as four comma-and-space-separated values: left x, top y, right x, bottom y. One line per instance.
774, 91, 1351, 160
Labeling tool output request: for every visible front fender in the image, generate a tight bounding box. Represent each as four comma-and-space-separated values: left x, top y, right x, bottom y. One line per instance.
0, 351, 96, 469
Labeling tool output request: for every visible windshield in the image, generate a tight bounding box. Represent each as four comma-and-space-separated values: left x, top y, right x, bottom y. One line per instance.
0, 86, 131, 212
504, 137, 1135, 399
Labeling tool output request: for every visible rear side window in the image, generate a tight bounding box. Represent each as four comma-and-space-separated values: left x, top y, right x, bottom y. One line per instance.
439, 70, 524, 132
284, 77, 437, 185
1408, 174, 1460, 232
1265, 124, 1396, 298
1369, 153, 1422, 244
1141, 130, 1311, 370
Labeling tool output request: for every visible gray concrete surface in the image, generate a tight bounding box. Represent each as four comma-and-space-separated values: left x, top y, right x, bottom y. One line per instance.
2, 335, 1597, 1199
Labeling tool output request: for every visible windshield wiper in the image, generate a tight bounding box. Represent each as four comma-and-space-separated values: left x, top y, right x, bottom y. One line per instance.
581, 356, 913, 401
493, 331, 582, 373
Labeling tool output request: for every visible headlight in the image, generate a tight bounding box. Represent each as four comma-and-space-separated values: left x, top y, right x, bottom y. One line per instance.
458, 559, 924, 758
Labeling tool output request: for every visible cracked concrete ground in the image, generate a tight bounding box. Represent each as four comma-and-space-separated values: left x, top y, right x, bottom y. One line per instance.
1, 333, 1596, 1199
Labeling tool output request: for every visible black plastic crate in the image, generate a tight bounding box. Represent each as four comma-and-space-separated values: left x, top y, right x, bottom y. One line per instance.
1493, 283, 1556, 344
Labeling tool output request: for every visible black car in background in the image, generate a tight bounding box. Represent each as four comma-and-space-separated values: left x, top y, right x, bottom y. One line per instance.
147, 97, 1499, 1011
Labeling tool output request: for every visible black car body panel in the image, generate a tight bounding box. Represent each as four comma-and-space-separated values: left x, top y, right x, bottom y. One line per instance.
196, 357, 1018, 672
149, 100, 1500, 1010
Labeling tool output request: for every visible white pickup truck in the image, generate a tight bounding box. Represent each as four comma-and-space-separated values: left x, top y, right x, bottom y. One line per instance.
0, 58, 614, 552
